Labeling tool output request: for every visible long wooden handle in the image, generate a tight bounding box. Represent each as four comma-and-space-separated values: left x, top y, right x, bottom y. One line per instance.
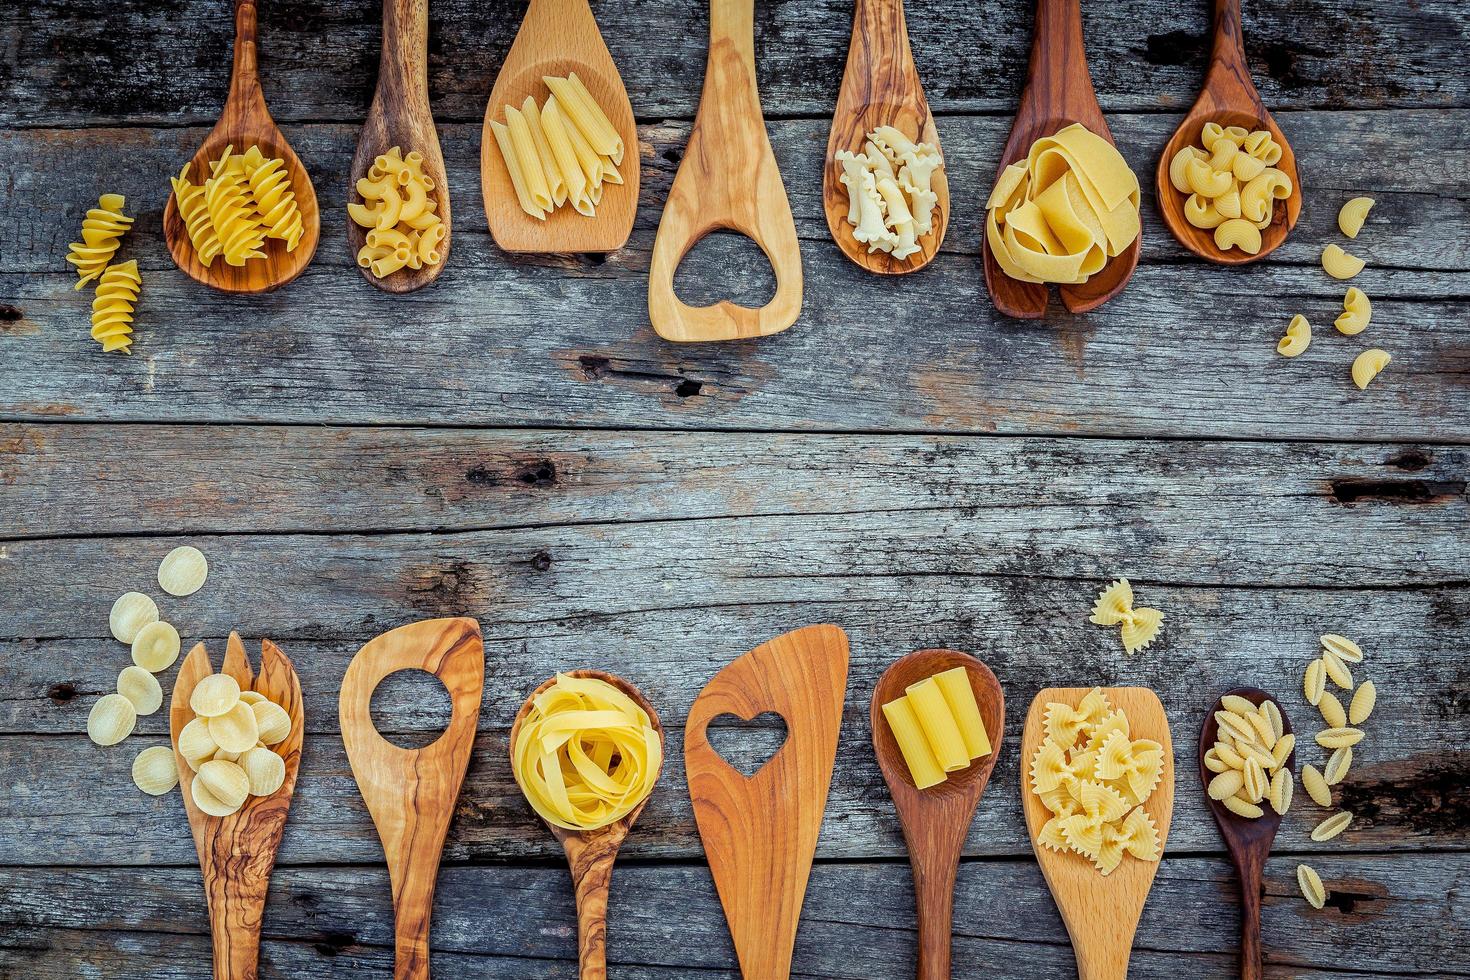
377, 0, 431, 109
563, 834, 622, 980
225, 0, 268, 117
1234, 847, 1265, 980
911, 850, 959, 980
1208, 0, 1252, 83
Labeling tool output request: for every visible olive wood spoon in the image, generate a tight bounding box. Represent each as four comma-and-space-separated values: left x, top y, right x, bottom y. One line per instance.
981, 0, 1139, 318
1199, 687, 1296, 980
510, 670, 664, 980
823, 0, 948, 274
870, 650, 1004, 980
1156, 0, 1301, 264
163, 0, 319, 293
350, 0, 452, 292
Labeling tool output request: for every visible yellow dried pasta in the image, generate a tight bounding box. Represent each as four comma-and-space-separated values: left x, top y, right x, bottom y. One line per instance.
1337, 197, 1375, 239
1324, 746, 1353, 785
87, 693, 137, 746
1276, 314, 1311, 357
1322, 243, 1365, 280
158, 546, 209, 597
1335, 287, 1372, 336
1352, 349, 1391, 390
1321, 634, 1364, 663
351, 145, 446, 278
1169, 124, 1290, 252
1301, 764, 1332, 807
1297, 863, 1327, 909
1311, 810, 1353, 842
90, 260, 142, 354
1316, 727, 1365, 749
1348, 681, 1376, 725
190, 674, 241, 718
1088, 578, 1163, 654
1317, 690, 1347, 729
66, 193, 134, 289
131, 620, 181, 672
1322, 650, 1354, 689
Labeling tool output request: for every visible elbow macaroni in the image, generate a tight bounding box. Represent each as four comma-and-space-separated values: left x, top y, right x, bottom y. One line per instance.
1335, 287, 1372, 335
350, 146, 446, 279
1351, 348, 1391, 389
1276, 314, 1310, 357
833, 125, 944, 262
1169, 123, 1291, 253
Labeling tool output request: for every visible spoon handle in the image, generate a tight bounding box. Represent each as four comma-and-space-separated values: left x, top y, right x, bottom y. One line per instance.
1231, 844, 1266, 980
911, 849, 960, 980
378, 0, 431, 109
564, 834, 622, 980
1208, 0, 1253, 85
225, 0, 267, 118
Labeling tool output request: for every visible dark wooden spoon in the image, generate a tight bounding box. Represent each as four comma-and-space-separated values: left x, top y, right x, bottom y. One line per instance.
1199, 686, 1296, 980
163, 0, 319, 294
871, 650, 1004, 980
1156, 0, 1301, 264
511, 670, 664, 980
981, 0, 1139, 318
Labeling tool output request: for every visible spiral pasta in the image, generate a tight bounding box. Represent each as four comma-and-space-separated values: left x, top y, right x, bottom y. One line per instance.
171, 165, 223, 267
90, 260, 142, 354
350, 146, 446, 279
204, 147, 268, 267
66, 194, 134, 289
240, 145, 304, 250
169, 144, 302, 268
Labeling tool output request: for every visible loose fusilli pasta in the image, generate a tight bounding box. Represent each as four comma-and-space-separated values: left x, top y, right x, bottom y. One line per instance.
90, 260, 141, 354
66, 194, 134, 289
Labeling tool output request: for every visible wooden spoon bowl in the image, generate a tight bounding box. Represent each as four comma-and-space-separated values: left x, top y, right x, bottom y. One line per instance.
870, 650, 1004, 980
823, 0, 949, 274
481, 0, 639, 254
169, 632, 304, 979
510, 670, 664, 980
163, 0, 319, 294
1199, 686, 1296, 980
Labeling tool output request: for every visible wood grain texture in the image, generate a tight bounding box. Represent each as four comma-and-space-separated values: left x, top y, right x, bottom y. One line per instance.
648, 0, 803, 342
1200, 687, 1297, 980
168, 632, 304, 980
871, 650, 1004, 980
1021, 687, 1176, 980
982, 0, 1140, 319
686, 624, 849, 979
823, 0, 948, 273
349, 0, 452, 292
1155, 0, 1302, 264
161, 0, 319, 294
480, 0, 639, 253
509, 670, 665, 980
340, 617, 484, 979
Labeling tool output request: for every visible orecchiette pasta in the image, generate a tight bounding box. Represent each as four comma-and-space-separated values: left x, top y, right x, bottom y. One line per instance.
88, 693, 137, 746
1351, 348, 1391, 390
109, 592, 159, 644
1335, 286, 1372, 335
117, 665, 163, 716
66, 193, 134, 289
132, 745, 180, 796
1337, 197, 1375, 238
1276, 313, 1311, 357
1322, 243, 1365, 280
171, 669, 294, 809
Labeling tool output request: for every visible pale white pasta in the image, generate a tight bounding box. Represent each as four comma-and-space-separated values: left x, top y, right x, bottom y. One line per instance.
1348, 681, 1376, 725
1301, 764, 1332, 807
238, 691, 266, 706
1317, 690, 1347, 729
1337, 197, 1375, 238
87, 693, 137, 746
1297, 863, 1327, 909
109, 592, 159, 644
157, 546, 208, 596
190, 674, 241, 718
1311, 810, 1353, 842
835, 127, 942, 261
208, 702, 260, 754
1351, 349, 1391, 390
240, 746, 286, 797
1322, 243, 1365, 280
177, 717, 218, 768
1316, 727, 1365, 749
1322, 650, 1353, 689
191, 770, 242, 818
1335, 287, 1372, 336
1303, 659, 1327, 706
117, 665, 163, 716
251, 699, 291, 745
1324, 746, 1353, 785
1277, 314, 1310, 357
132, 745, 180, 796
131, 620, 181, 672
1321, 634, 1363, 663
197, 759, 250, 810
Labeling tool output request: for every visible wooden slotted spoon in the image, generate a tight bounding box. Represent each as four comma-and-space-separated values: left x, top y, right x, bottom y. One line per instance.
1156, 0, 1301, 264
981, 0, 1139, 318
510, 670, 664, 980
480, 0, 639, 253
823, 0, 949, 274
169, 632, 304, 979
163, 0, 319, 293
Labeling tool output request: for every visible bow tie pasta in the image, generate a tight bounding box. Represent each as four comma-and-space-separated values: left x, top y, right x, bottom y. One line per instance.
1088, 578, 1163, 654
832, 125, 944, 262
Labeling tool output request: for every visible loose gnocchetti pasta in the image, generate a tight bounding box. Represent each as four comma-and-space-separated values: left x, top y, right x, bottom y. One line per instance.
1321, 650, 1353, 689
1301, 764, 1332, 807
158, 546, 209, 597
1324, 746, 1353, 785
1317, 690, 1347, 729
1335, 287, 1372, 336
1297, 863, 1327, 909
1322, 243, 1365, 280
1316, 727, 1365, 749
1303, 659, 1327, 706
1337, 197, 1375, 239
1321, 634, 1364, 663
1348, 681, 1376, 725
1311, 810, 1353, 842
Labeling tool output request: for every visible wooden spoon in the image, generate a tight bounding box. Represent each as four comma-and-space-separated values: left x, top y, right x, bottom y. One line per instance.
1156, 1, 1301, 264
163, 0, 319, 294
349, 0, 452, 292
481, 0, 638, 253
823, 0, 948, 274
648, 0, 802, 343
981, 0, 1139, 318
510, 670, 664, 980
169, 632, 304, 980
1020, 687, 1175, 980
870, 650, 1004, 980
340, 618, 484, 979
1199, 687, 1296, 979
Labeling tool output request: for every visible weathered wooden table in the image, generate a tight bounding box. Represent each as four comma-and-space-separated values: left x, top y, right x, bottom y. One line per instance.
2, 0, 1466, 977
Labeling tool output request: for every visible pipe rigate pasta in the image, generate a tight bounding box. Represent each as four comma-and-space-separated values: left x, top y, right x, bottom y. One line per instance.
1303, 659, 1327, 706
1301, 764, 1332, 807
109, 592, 159, 644
1324, 746, 1353, 785
65, 193, 134, 289
1183, 194, 1225, 229
1317, 690, 1347, 729
1351, 349, 1391, 390
132, 745, 180, 796
1348, 681, 1376, 725
1297, 863, 1327, 909
1172, 123, 1289, 249
1321, 634, 1364, 663
189, 674, 241, 719
1334, 287, 1372, 336
240, 746, 286, 797
1337, 197, 1375, 239
1168, 147, 1205, 193
1311, 810, 1353, 842
251, 699, 291, 746
1321, 650, 1353, 689
117, 665, 163, 716
1276, 314, 1311, 357
1322, 243, 1365, 280
208, 702, 260, 754
89, 260, 142, 354
1316, 727, 1365, 749
131, 620, 181, 673
1213, 218, 1262, 255
87, 693, 137, 746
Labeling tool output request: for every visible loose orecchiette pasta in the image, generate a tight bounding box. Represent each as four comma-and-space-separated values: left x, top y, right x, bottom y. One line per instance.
1335, 287, 1372, 336
1337, 197, 1375, 238
131, 620, 181, 672
1311, 810, 1353, 842
158, 545, 209, 597
1297, 863, 1327, 909
117, 665, 163, 716
132, 745, 180, 796
1322, 243, 1365, 280
88, 693, 137, 746
1351, 349, 1391, 390
190, 674, 242, 718
90, 260, 142, 354
177, 717, 218, 769
208, 702, 260, 754
1348, 681, 1376, 725
241, 745, 286, 797
1301, 764, 1332, 807
109, 592, 158, 644
66, 193, 133, 289
1277, 314, 1311, 357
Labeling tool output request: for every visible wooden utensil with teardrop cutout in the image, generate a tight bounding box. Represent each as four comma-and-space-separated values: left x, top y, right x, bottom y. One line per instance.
163, 0, 319, 294
685, 624, 849, 979
340, 617, 484, 979
824, 0, 949, 274
870, 650, 1004, 980
1020, 687, 1175, 980
981, 0, 1139, 318
170, 632, 304, 980
649, 0, 802, 343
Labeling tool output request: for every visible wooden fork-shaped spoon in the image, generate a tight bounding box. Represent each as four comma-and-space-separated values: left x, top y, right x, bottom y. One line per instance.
870, 650, 1004, 980
511, 670, 664, 980
981, 0, 1139, 318
823, 0, 949, 274
1199, 687, 1296, 980
163, 0, 319, 293
350, 0, 452, 292
170, 632, 304, 980
1156, 0, 1301, 264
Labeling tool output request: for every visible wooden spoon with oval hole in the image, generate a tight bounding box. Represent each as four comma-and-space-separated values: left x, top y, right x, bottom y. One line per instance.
1156, 0, 1301, 264
1199, 687, 1296, 980
823, 0, 948, 274
481, 0, 638, 254
349, 0, 452, 292
510, 670, 664, 980
870, 650, 1004, 980
170, 632, 304, 980
981, 0, 1140, 319
1020, 687, 1175, 980
163, 0, 319, 293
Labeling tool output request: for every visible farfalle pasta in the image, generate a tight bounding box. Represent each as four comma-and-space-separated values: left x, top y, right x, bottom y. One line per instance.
1167, 123, 1291, 254
833, 126, 944, 262
1088, 578, 1162, 654
350, 146, 446, 279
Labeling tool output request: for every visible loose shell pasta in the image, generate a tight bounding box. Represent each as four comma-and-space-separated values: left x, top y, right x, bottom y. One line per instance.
190, 674, 241, 718
1335, 287, 1372, 336
87, 693, 137, 746
110, 592, 159, 644
1276, 314, 1310, 357
1297, 863, 1327, 909
1322, 243, 1365, 280
1348, 681, 1376, 725
132, 745, 180, 796
1302, 764, 1332, 807
117, 665, 163, 716
1311, 810, 1353, 842
131, 620, 181, 672
1337, 197, 1375, 238
158, 546, 209, 597
1351, 349, 1391, 390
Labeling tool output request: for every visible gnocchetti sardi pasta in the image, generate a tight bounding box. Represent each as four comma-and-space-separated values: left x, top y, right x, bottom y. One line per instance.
1205, 694, 1293, 818
1311, 810, 1353, 842
834, 126, 944, 261
882, 665, 992, 790
1168, 122, 1291, 254
1297, 863, 1327, 909
349, 146, 446, 279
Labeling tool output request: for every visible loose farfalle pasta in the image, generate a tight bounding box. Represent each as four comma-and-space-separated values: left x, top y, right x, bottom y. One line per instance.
1351, 349, 1391, 390
834, 126, 945, 261
90, 260, 142, 354
350, 145, 446, 278
1337, 197, 1375, 239
131, 620, 181, 673
117, 665, 163, 716
110, 592, 159, 644
132, 745, 180, 796
66, 193, 134, 289
1169, 124, 1290, 253
88, 693, 137, 746
1088, 578, 1163, 654
158, 545, 209, 597
1322, 243, 1365, 280
1297, 863, 1327, 909
1335, 287, 1372, 336
1311, 810, 1353, 842
1277, 314, 1311, 357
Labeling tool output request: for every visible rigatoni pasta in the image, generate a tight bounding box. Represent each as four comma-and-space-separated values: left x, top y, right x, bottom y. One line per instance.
881, 665, 992, 790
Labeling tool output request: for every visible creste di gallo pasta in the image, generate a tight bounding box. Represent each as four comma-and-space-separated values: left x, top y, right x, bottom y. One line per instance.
834, 125, 944, 261
349, 145, 446, 279
1167, 122, 1291, 254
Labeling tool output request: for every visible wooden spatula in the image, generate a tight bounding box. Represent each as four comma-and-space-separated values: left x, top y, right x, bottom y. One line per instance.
824, 0, 949, 274
1199, 687, 1296, 980
1156, 0, 1301, 264
981, 0, 1139, 318
481, 0, 638, 253
648, 0, 802, 343
340, 618, 484, 979
1020, 687, 1175, 980
510, 670, 664, 980
870, 650, 1004, 980
170, 632, 304, 980
163, 0, 319, 294
685, 624, 849, 978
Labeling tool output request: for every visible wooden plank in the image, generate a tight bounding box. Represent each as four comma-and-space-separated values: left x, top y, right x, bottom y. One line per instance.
3, 0, 1466, 127
1, 857, 1465, 977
